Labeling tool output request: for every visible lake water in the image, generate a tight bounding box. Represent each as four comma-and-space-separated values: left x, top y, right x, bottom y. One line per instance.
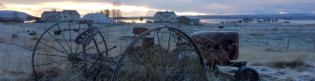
25, 19, 315, 24
199, 19, 315, 24
119, 19, 315, 24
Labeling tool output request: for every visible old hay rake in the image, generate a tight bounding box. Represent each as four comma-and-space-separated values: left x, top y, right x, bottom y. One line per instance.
32, 20, 260, 81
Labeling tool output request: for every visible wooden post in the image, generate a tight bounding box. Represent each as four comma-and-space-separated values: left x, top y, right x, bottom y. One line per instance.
287, 39, 290, 51
107, 31, 109, 40
17, 30, 19, 40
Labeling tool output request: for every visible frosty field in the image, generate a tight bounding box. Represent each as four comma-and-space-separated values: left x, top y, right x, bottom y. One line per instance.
0, 22, 315, 80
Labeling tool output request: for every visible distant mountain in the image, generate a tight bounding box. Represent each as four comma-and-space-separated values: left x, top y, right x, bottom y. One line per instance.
123, 14, 315, 19
184, 14, 315, 19
0, 10, 33, 19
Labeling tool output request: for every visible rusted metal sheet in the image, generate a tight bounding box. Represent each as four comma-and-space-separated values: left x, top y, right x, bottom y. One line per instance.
190, 31, 239, 63
133, 27, 149, 35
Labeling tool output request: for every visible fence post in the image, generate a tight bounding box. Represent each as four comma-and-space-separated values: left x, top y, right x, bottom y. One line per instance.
17, 30, 19, 40
287, 39, 290, 51
107, 31, 109, 40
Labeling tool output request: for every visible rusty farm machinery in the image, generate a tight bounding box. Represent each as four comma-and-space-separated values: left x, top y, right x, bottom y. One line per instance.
32, 20, 260, 81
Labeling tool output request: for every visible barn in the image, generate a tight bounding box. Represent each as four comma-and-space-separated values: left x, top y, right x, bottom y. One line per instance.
177, 16, 200, 25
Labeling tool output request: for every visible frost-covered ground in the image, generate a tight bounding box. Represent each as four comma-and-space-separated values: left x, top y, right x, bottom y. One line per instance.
0, 22, 314, 80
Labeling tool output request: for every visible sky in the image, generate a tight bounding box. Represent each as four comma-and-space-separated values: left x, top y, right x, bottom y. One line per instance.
0, 0, 315, 17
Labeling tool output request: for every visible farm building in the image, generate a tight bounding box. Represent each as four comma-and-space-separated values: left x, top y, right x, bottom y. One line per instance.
153, 10, 177, 23
177, 16, 200, 25
83, 13, 115, 24
41, 10, 80, 23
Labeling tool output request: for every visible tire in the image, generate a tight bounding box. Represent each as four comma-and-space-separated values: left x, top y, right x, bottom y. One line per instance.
234, 66, 260, 81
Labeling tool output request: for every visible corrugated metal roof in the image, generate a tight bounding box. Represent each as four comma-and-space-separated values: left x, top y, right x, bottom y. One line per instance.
156, 12, 175, 16
43, 11, 61, 15
84, 13, 104, 16
63, 10, 80, 15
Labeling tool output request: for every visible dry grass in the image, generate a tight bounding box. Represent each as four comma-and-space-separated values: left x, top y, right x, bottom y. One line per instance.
249, 32, 263, 37
0, 36, 7, 43
31, 35, 39, 40
236, 47, 315, 66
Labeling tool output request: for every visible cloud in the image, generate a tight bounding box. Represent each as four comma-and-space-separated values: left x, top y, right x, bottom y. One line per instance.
205, 4, 231, 9
276, 4, 283, 8
312, 11, 315, 14
0, 2, 3, 6
2, 0, 315, 16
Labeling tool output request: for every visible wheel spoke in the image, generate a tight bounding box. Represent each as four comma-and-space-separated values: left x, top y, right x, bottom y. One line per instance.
69, 23, 73, 54
129, 51, 160, 81
35, 53, 67, 58
147, 50, 158, 74
57, 24, 72, 54
176, 59, 198, 81
51, 60, 68, 70
165, 30, 171, 72
46, 31, 70, 55
76, 41, 105, 54
35, 60, 68, 66
156, 30, 167, 78
39, 41, 68, 55
167, 49, 192, 79
113, 27, 204, 81
74, 44, 80, 53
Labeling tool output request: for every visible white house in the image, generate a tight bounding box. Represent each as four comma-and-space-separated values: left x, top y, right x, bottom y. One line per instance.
154, 11, 177, 23
41, 10, 80, 23
83, 13, 115, 23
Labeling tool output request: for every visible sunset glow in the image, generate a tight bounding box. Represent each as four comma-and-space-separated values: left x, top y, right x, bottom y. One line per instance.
1, 1, 186, 17
279, 12, 288, 14
176, 12, 208, 15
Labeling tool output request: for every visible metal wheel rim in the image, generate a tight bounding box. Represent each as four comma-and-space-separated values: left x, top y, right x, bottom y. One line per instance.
31, 20, 108, 80
112, 26, 205, 81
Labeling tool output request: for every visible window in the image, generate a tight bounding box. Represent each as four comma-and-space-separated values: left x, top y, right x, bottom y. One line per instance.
49, 15, 50, 18
64, 16, 67, 18
77, 16, 79, 18
63, 12, 65, 14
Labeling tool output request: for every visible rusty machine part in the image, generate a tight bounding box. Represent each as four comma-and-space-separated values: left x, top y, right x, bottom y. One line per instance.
190, 31, 244, 67
32, 21, 259, 81
190, 31, 260, 81
112, 26, 206, 81
31, 20, 116, 80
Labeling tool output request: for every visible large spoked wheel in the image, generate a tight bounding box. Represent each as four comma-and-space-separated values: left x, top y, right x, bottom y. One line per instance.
112, 26, 206, 81
31, 20, 109, 80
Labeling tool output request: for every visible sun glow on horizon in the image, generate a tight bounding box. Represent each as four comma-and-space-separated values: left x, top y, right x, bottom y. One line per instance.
279, 12, 288, 14
1, 1, 212, 17
176, 12, 208, 15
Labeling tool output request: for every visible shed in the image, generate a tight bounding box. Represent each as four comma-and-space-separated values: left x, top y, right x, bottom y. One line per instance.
177, 16, 200, 25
